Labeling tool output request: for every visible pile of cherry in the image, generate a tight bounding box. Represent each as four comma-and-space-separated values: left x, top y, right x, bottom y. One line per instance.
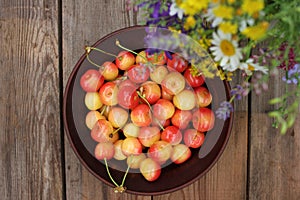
80, 50, 215, 182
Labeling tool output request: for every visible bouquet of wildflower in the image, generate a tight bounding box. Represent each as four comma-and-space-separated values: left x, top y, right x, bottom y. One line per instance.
127, 0, 300, 134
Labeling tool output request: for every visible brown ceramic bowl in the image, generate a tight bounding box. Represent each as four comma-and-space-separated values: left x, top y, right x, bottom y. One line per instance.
63, 26, 233, 195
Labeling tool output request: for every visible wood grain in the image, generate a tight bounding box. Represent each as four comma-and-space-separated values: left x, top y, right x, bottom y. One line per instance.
0, 0, 62, 199
249, 72, 300, 200
1, 0, 298, 199
249, 113, 300, 200
62, 0, 150, 199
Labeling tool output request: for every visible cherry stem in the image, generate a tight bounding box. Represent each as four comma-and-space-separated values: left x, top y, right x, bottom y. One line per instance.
137, 90, 165, 131
85, 46, 119, 69
86, 53, 102, 68
104, 156, 132, 193
137, 90, 152, 112
104, 158, 120, 188
86, 46, 118, 58
100, 105, 107, 115
115, 39, 139, 56
115, 39, 156, 70
111, 127, 122, 137
154, 118, 165, 131
121, 156, 132, 186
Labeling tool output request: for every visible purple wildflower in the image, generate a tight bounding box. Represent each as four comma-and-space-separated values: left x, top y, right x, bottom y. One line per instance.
216, 101, 233, 120
250, 73, 269, 95
152, 2, 161, 18
144, 27, 181, 52
277, 44, 296, 70
282, 64, 300, 85
146, 1, 173, 25
230, 84, 249, 100
251, 48, 276, 66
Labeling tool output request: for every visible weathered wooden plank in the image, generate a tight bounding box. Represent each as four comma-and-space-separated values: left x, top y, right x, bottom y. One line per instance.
249, 69, 300, 200
0, 0, 62, 199
62, 0, 151, 199
249, 113, 300, 200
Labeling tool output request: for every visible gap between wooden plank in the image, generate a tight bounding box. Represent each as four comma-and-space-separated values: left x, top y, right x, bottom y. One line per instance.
246, 89, 252, 200
58, 0, 67, 199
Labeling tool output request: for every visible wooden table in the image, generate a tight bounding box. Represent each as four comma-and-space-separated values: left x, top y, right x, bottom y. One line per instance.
1, 1, 300, 199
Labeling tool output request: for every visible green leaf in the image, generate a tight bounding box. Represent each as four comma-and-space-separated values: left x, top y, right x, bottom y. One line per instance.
287, 114, 296, 128
268, 97, 282, 105
268, 111, 281, 118
280, 121, 288, 135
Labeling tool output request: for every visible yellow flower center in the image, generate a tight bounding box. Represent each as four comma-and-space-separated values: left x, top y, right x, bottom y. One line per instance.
220, 40, 236, 56
248, 64, 255, 71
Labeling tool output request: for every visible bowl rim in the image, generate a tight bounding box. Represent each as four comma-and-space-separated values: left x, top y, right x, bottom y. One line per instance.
63, 25, 234, 196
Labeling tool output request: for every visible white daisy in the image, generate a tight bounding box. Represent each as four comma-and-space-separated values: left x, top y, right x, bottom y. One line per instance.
239, 17, 255, 32
240, 58, 268, 75
203, 7, 223, 27
169, 0, 184, 19
239, 10, 266, 32
210, 29, 243, 71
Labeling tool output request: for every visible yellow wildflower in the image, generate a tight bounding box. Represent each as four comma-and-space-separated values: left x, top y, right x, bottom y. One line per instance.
226, 72, 234, 81
242, 21, 269, 41
216, 69, 226, 80
217, 69, 233, 81
213, 5, 234, 19
211, 0, 229, 3
179, 0, 210, 15
184, 16, 196, 30
170, 28, 181, 33
219, 21, 238, 34
241, 0, 264, 16
199, 36, 211, 50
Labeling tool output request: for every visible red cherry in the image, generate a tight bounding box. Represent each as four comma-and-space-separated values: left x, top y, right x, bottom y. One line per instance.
117, 85, 139, 109
80, 69, 104, 92
184, 67, 205, 88
167, 53, 188, 73
127, 64, 150, 84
